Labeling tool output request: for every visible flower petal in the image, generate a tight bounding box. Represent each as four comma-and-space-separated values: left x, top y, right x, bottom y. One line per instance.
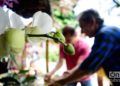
9, 12, 25, 29
0, 7, 10, 35
33, 11, 53, 34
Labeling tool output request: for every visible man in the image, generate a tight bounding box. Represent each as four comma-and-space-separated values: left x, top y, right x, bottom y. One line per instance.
48, 9, 120, 86
45, 26, 93, 86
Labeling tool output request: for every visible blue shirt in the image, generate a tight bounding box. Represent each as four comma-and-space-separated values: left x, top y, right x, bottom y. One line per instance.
79, 26, 120, 79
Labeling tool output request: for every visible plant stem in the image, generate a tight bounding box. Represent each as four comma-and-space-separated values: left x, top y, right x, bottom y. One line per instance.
27, 34, 66, 45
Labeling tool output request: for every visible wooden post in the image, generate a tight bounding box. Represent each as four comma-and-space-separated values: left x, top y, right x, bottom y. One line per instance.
46, 40, 49, 73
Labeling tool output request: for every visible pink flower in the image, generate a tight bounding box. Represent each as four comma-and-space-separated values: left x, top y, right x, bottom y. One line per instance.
0, 0, 19, 7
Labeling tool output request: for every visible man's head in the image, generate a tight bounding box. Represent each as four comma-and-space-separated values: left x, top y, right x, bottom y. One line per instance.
62, 26, 77, 43
78, 9, 103, 37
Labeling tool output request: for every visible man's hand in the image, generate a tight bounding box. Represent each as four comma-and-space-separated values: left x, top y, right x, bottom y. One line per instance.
44, 73, 52, 83
63, 71, 70, 77
47, 79, 62, 86
47, 75, 67, 86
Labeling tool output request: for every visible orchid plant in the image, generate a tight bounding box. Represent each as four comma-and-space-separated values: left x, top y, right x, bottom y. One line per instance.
0, 7, 75, 85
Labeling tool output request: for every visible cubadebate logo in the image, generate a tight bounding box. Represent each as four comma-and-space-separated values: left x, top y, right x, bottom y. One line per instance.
109, 71, 120, 78
109, 71, 120, 82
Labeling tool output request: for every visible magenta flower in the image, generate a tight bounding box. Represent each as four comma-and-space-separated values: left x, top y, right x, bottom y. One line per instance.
0, 0, 19, 7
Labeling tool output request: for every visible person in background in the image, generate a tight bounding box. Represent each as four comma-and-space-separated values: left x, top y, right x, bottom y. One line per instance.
48, 9, 120, 86
44, 26, 94, 86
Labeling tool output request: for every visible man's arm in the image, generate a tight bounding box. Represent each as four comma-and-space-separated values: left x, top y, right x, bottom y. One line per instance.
48, 64, 92, 86
44, 57, 64, 82
48, 57, 64, 75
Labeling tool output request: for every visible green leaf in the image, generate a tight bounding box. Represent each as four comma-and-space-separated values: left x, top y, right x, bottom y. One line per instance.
22, 76, 36, 83
19, 70, 29, 74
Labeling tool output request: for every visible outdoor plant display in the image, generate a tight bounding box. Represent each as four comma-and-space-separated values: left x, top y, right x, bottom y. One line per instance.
0, 7, 75, 86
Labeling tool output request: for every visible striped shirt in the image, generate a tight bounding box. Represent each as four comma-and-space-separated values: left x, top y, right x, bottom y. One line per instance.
79, 26, 120, 82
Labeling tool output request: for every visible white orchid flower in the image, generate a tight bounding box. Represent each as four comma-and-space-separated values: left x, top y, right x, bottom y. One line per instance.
0, 9, 53, 53
8, 10, 53, 47
0, 9, 25, 64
